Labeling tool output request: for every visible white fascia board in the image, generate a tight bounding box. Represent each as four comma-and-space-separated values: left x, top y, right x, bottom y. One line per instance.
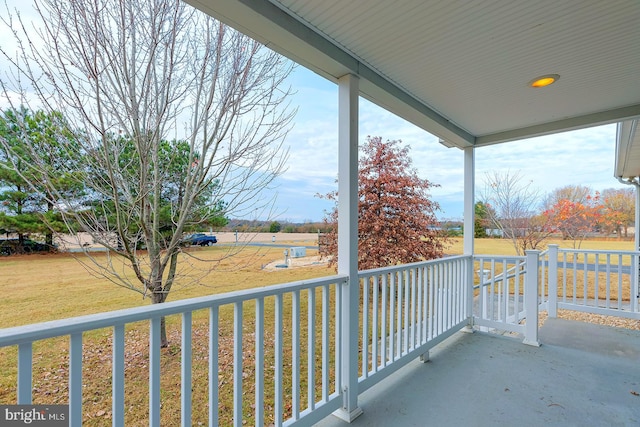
476, 104, 640, 147
615, 119, 639, 179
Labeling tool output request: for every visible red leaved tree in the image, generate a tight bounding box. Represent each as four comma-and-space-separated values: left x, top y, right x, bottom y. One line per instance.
319, 136, 448, 270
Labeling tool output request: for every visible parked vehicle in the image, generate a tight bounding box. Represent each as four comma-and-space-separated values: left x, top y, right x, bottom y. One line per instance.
0, 238, 56, 256
182, 233, 218, 246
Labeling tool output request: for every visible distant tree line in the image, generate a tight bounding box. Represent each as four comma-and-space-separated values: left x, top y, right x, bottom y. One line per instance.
225, 219, 333, 234
480, 171, 636, 253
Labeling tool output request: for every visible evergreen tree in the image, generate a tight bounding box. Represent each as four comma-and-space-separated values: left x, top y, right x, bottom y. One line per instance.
0, 108, 84, 249
474, 201, 491, 238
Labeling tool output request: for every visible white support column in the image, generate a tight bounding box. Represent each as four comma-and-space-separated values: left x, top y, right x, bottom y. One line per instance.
463, 146, 475, 256
463, 146, 475, 331
636, 182, 640, 253
334, 73, 363, 422
547, 244, 559, 318
523, 250, 541, 347
635, 182, 640, 308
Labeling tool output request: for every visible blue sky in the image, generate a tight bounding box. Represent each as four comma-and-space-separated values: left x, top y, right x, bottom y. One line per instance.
273, 66, 621, 222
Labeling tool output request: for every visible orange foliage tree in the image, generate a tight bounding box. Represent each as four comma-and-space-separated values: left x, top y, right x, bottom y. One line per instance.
599, 188, 635, 238
542, 193, 602, 248
319, 136, 448, 270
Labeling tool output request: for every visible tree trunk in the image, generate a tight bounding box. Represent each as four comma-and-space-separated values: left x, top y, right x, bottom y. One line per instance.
151, 289, 168, 348
155, 251, 180, 349
160, 316, 167, 348
151, 272, 169, 348
46, 201, 54, 248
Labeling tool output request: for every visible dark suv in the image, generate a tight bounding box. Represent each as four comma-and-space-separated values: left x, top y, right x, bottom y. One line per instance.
0, 238, 55, 256
183, 233, 218, 246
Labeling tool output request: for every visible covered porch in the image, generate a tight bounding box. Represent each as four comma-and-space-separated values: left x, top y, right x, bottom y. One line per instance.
1, 0, 640, 426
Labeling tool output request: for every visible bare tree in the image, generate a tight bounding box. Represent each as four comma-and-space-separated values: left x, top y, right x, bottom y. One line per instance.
0, 0, 295, 345
543, 185, 593, 211
480, 170, 551, 255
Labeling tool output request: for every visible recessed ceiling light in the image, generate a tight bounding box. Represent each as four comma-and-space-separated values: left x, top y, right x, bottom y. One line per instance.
528, 74, 560, 88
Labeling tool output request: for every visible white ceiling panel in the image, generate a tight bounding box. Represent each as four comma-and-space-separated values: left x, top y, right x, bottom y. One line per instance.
277, 0, 640, 139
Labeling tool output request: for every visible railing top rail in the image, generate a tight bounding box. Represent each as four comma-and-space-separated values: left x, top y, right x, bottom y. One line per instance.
473, 255, 526, 261
357, 254, 471, 278
0, 274, 348, 347
557, 248, 640, 256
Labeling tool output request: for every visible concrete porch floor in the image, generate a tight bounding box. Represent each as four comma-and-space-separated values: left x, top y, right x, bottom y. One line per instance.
315, 318, 640, 427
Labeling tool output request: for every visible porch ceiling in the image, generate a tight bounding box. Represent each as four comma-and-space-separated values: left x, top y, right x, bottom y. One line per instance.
185, 0, 640, 174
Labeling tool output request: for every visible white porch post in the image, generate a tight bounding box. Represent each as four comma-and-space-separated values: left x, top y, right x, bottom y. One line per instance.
635, 182, 640, 311
547, 244, 559, 318
621, 179, 640, 310
636, 182, 640, 253
463, 146, 475, 329
523, 250, 541, 347
335, 73, 363, 422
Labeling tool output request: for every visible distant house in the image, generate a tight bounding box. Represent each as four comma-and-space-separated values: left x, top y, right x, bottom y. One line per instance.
486, 228, 503, 237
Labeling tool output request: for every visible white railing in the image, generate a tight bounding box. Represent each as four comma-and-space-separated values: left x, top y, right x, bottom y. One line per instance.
0, 253, 548, 426
0, 276, 348, 427
546, 245, 640, 319
473, 251, 541, 346
357, 256, 472, 392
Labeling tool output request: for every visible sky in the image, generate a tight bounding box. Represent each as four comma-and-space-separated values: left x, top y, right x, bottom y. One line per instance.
0, 0, 628, 224
272, 66, 622, 223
